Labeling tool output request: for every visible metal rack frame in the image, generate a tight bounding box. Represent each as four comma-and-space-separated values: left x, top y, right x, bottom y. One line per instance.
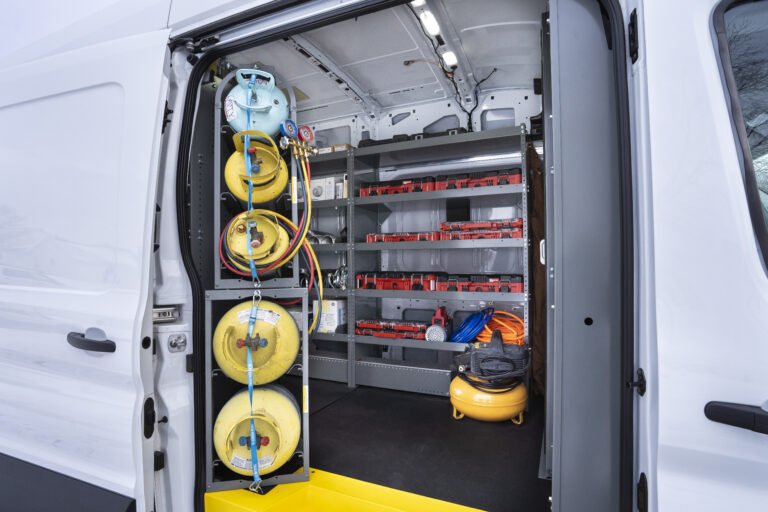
212, 70, 301, 290
307, 126, 530, 396
203, 287, 310, 492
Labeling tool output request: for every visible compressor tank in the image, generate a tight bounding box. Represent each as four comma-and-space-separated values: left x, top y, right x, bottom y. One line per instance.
450, 376, 527, 424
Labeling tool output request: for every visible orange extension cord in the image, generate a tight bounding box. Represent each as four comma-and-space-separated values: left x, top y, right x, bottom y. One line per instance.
475, 311, 525, 345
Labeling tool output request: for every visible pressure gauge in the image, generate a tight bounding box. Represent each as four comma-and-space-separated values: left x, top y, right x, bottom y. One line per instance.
298, 125, 314, 143
279, 119, 298, 138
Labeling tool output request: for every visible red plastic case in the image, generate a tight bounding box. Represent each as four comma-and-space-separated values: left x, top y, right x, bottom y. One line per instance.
366, 232, 442, 243
355, 328, 427, 340
355, 272, 440, 291
435, 274, 524, 293
439, 229, 523, 240
439, 219, 523, 232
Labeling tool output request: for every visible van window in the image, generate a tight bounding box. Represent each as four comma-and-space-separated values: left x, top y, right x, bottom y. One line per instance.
724, 2, 768, 236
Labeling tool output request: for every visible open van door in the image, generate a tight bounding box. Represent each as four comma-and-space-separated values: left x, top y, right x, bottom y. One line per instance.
0, 29, 169, 512
636, 0, 768, 510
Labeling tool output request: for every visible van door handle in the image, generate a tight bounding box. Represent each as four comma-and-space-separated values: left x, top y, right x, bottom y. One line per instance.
705, 401, 768, 435
67, 329, 116, 353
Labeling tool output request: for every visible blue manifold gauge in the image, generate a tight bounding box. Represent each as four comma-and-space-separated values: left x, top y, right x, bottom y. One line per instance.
280, 119, 298, 139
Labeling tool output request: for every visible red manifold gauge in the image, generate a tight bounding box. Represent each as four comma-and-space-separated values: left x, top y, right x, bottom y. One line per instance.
298, 125, 314, 143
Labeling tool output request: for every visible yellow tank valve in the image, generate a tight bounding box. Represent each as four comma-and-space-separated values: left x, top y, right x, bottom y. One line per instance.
213, 300, 300, 385
213, 385, 301, 477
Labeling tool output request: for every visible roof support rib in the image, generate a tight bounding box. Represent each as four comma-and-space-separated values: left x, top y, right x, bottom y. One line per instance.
289, 34, 382, 120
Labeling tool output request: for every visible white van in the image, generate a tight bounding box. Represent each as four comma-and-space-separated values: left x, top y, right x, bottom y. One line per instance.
1, 0, 766, 511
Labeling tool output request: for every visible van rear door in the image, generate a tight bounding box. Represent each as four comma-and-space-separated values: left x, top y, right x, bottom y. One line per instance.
0, 30, 169, 511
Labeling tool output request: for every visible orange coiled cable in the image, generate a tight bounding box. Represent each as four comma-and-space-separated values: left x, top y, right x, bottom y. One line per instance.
475, 311, 525, 345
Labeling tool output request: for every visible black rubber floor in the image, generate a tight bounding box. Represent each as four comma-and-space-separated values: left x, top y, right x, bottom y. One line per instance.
301, 378, 552, 512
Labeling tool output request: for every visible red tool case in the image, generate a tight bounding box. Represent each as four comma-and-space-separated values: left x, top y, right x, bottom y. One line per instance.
439, 219, 523, 232
435, 274, 524, 293
434, 169, 522, 190
358, 177, 435, 197
356, 319, 428, 333
355, 272, 440, 291
439, 229, 523, 240
355, 328, 427, 340
366, 232, 442, 243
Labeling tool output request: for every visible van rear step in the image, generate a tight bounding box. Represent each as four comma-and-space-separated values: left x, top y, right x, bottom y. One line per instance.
204, 469, 482, 512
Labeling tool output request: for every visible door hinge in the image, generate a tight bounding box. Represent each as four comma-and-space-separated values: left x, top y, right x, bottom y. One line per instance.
627, 368, 646, 396
154, 451, 165, 471
637, 472, 648, 512
186, 353, 195, 373
628, 9, 639, 63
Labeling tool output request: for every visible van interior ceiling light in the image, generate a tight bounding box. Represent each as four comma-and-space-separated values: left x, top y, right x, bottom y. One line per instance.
441, 50, 458, 68
419, 10, 441, 36
410, 0, 426, 7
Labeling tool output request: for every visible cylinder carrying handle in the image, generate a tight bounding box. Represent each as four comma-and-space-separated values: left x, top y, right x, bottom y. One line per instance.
236, 69, 276, 92
235, 69, 276, 112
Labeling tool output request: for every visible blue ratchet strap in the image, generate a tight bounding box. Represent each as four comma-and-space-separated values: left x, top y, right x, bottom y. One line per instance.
245, 73, 261, 489
243, 74, 261, 280
246, 294, 261, 487
246, 347, 261, 486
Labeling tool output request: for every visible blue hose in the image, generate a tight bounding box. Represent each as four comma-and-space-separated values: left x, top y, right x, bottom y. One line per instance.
449, 308, 495, 343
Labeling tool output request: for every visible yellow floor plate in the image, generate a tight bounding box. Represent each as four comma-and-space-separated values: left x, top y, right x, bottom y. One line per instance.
205, 469, 485, 512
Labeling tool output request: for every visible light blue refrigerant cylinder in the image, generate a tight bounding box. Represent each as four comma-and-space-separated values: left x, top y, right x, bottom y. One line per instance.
224, 69, 289, 137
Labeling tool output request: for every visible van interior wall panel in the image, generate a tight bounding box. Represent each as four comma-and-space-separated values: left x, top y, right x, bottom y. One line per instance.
548, 0, 624, 510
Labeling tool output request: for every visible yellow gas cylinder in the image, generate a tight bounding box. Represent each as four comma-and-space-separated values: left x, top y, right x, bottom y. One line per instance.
213, 300, 300, 385
225, 131, 288, 204
224, 211, 291, 274
450, 375, 527, 424
213, 384, 301, 477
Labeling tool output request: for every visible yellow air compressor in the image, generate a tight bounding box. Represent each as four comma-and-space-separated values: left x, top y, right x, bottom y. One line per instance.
223, 211, 291, 274
450, 375, 527, 424
450, 329, 530, 423
212, 300, 300, 385
213, 384, 301, 476
225, 130, 288, 204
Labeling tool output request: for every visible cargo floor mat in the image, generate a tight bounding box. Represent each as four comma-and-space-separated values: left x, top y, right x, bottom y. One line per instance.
297, 378, 551, 512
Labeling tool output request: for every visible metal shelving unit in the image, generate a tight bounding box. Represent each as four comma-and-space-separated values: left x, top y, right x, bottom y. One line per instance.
305, 126, 529, 397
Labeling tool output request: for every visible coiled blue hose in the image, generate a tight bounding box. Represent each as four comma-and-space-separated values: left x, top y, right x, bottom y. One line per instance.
449, 308, 495, 343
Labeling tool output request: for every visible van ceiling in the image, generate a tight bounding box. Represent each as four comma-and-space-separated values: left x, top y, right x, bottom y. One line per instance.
227, 0, 543, 125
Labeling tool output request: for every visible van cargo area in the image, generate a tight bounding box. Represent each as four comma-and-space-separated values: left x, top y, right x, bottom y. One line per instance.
179, 0, 630, 510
